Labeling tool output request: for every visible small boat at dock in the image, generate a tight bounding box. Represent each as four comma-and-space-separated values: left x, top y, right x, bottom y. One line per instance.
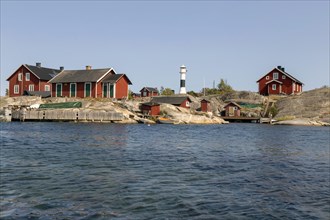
157, 117, 175, 124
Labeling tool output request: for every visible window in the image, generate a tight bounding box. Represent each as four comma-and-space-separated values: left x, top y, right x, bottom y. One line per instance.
282, 75, 286, 79
85, 83, 91, 97
70, 83, 76, 97
14, 85, 19, 94
26, 72, 30, 81
266, 76, 269, 80
45, 85, 50, 91
186, 101, 190, 107
143, 91, 147, 97
272, 84, 277, 90
18, 73, 22, 81
29, 84, 34, 91
273, 72, 278, 79
56, 84, 62, 97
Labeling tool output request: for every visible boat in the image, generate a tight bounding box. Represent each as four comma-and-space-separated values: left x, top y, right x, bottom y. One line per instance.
157, 117, 175, 124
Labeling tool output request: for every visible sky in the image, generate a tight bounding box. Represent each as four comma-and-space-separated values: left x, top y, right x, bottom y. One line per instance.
1, 0, 329, 96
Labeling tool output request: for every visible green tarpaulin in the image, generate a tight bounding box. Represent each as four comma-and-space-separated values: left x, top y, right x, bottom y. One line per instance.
39, 102, 82, 109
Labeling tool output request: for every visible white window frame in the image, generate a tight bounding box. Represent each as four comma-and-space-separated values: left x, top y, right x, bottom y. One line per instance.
26, 72, 30, 81
186, 101, 190, 107
14, 85, 19, 94
45, 85, 50, 91
282, 75, 286, 79
272, 84, 277, 90
143, 91, 147, 97
70, 83, 77, 97
266, 76, 269, 80
273, 72, 278, 80
18, 73, 22, 81
28, 84, 34, 91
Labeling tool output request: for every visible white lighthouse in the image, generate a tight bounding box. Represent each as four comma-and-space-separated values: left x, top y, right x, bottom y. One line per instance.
179, 65, 187, 94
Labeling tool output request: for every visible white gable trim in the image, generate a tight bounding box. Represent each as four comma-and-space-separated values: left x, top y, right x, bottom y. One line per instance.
97, 68, 117, 83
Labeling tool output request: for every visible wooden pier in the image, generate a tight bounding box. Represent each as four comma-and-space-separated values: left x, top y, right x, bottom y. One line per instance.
221, 116, 272, 124
11, 109, 123, 122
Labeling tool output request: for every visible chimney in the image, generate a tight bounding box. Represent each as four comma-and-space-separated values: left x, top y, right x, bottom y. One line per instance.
277, 65, 281, 70
60, 66, 64, 71
36, 62, 41, 67
281, 67, 285, 72
86, 65, 92, 70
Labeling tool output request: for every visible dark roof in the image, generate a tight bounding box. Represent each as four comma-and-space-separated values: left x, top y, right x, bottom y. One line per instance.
201, 98, 210, 102
151, 96, 191, 105
25, 65, 62, 80
23, 90, 51, 98
102, 74, 132, 85
257, 67, 303, 84
140, 87, 159, 92
49, 68, 111, 83
141, 102, 160, 107
224, 101, 241, 109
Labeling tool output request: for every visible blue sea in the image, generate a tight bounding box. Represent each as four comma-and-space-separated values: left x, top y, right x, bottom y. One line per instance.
1, 122, 329, 219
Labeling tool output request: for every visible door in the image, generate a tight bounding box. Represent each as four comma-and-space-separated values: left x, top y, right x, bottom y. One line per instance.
103, 83, 108, 98
229, 107, 234, 116
70, 83, 76, 97
110, 84, 114, 98
56, 84, 62, 97
85, 83, 91, 97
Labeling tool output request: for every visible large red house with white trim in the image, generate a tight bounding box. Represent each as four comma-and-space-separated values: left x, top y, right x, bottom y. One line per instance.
257, 66, 303, 96
6, 63, 62, 97
48, 66, 132, 99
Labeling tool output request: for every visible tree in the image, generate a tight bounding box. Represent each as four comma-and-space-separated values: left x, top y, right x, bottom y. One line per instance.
187, 90, 199, 97
161, 88, 174, 95
217, 79, 233, 93
202, 88, 220, 96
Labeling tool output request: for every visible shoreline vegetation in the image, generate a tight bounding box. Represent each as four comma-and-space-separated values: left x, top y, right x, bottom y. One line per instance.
1, 87, 329, 126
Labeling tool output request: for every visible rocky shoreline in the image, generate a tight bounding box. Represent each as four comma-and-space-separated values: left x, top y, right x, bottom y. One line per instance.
1, 87, 329, 126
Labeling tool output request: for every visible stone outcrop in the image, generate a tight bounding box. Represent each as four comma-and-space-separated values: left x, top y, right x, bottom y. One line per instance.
273, 87, 330, 126
160, 104, 227, 124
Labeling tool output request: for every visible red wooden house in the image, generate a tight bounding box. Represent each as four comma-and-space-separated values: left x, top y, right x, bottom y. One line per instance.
224, 102, 241, 117
140, 87, 159, 97
6, 63, 62, 97
151, 96, 192, 108
140, 102, 160, 116
257, 66, 303, 96
201, 99, 211, 112
48, 66, 132, 99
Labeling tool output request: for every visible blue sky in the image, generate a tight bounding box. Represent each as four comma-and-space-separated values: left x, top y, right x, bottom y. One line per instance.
1, 0, 329, 95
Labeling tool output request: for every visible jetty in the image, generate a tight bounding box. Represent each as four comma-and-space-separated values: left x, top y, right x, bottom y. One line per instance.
220, 116, 272, 124
9, 108, 123, 122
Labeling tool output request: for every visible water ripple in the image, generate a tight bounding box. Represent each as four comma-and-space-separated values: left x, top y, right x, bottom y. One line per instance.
1, 123, 329, 219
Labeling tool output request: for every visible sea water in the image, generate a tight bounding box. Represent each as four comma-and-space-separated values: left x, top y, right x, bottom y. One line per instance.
1, 122, 329, 219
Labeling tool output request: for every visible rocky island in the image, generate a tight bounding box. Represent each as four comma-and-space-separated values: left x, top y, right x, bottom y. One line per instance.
0, 87, 329, 126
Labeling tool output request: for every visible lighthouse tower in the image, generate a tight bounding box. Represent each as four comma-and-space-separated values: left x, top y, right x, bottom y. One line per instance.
179, 65, 187, 94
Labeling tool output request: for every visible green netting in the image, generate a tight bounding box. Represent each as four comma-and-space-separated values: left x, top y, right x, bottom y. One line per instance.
238, 103, 263, 108
39, 102, 82, 109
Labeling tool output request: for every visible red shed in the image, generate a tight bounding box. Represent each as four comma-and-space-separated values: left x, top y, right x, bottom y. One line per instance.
6, 63, 62, 97
141, 102, 160, 116
257, 66, 303, 96
224, 102, 241, 117
140, 87, 159, 97
201, 99, 211, 112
